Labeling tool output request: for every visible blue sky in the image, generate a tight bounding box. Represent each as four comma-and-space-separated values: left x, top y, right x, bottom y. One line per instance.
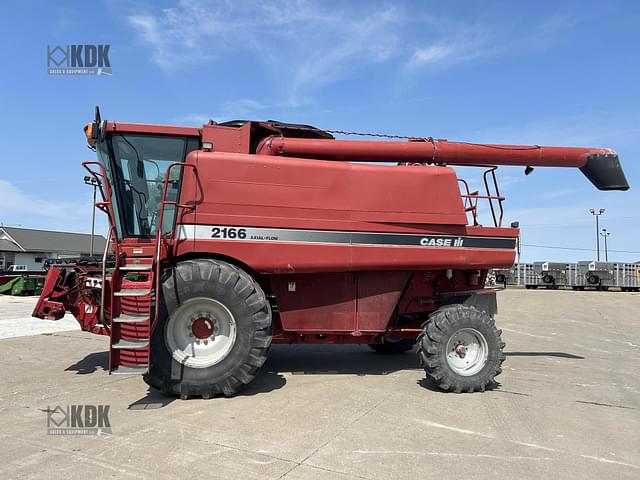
0, 0, 638, 262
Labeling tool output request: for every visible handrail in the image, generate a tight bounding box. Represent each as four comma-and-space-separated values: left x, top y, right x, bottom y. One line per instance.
82, 161, 121, 325
457, 179, 479, 226
151, 162, 198, 333
482, 167, 505, 227
82, 161, 114, 204
458, 168, 505, 228
99, 227, 113, 332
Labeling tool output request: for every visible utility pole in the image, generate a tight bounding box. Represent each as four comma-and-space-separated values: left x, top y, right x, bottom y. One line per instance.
600, 228, 610, 262
589, 209, 605, 260
84, 176, 99, 257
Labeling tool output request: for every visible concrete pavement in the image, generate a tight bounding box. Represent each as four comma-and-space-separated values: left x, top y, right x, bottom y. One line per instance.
0, 289, 638, 479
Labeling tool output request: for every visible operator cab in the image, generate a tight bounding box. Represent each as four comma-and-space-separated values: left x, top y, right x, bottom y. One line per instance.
96, 134, 199, 238
86, 108, 199, 239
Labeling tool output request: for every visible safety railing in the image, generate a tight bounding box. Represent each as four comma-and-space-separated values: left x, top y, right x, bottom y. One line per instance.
82, 161, 121, 330
458, 167, 505, 227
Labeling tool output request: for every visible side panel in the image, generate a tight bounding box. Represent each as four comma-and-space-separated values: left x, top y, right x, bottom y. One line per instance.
191, 151, 468, 227
271, 273, 356, 332
271, 271, 411, 333
356, 271, 410, 332
173, 151, 518, 272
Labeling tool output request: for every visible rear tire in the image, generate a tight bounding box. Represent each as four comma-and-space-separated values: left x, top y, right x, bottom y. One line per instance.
369, 338, 415, 354
144, 259, 272, 399
417, 305, 505, 393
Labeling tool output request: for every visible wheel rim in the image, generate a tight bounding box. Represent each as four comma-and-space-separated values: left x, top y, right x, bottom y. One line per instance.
445, 328, 489, 376
165, 297, 237, 368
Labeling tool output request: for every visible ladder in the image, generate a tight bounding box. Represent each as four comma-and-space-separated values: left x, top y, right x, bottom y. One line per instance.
109, 252, 154, 375
83, 161, 196, 376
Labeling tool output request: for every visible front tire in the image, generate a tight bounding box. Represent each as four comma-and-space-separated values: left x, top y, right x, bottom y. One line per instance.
144, 259, 272, 399
417, 305, 505, 393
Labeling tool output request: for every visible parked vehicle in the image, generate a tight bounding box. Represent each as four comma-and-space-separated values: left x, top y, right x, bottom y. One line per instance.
33, 107, 628, 398
574, 261, 615, 290
533, 262, 569, 289
7, 264, 28, 272
495, 261, 639, 292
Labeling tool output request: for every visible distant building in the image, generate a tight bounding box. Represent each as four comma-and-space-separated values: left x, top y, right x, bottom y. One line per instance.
0, 226, 107, 271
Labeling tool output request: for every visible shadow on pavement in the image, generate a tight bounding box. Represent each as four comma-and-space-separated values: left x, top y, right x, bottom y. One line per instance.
263, 344, 421, 376
128, 371, 287, 405
236, 371, 287, 396
129, 389, 176, 410
504, 351, 585, 359
65, 351, 108, 374
65, 344, 423, 402
417, 377, 503, 393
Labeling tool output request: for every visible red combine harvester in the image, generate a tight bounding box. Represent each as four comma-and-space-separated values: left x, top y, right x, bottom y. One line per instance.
33, 108, 628, 398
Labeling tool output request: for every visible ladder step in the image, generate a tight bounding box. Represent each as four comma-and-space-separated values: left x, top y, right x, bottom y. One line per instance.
113, 313, 149, 323
114, 289, 151, 297
111, 365, 148, 375
120, 264, 153, 271
112, 339, 149, 349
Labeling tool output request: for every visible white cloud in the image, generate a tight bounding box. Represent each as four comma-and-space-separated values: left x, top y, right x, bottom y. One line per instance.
466, 114, 640, 148
127, 0, 230, 70
284, 5, 403, 104
407, 45, 458, 67
126, 2, 582, 106
176, 98, 268, 124
175, 113, 212, 125
541, 188, 581, 200
126, 1, 405, 104
0, 180, 106, 234
404, 13, 577, 73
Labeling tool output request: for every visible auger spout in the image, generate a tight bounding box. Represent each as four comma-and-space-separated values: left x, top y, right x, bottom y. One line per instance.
256, 136, 629, 191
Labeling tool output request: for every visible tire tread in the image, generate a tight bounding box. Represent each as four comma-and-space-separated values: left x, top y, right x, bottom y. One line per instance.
144, 259, 272, 399
416, 304, 505, 393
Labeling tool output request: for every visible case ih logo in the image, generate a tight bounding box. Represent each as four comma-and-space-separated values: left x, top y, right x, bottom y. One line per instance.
46, 404, 112, 435
420, 236, 464, 247
47, 45, 112, 75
